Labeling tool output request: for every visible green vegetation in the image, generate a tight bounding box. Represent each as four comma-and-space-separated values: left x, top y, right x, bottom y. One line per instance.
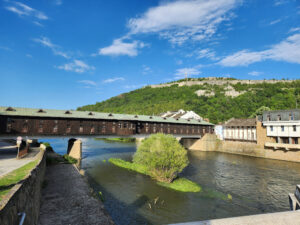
78, 79, 300, 124
0, 160, 39, 201
157, 178, 201, 192
133, 133, 188, 183
109, 158, 148, 175
63, 154, 78, 164
42, 142, 53, 151
109, 158, 201, 192
96, 138, 136, 143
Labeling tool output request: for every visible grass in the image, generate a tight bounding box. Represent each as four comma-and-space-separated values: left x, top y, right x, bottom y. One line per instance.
0, 160, 39, 201
63, 154, 78, 164
109, 158, 149, 175
96, 138, 136, 143
108, 158, 202, 193
157, 177, 202, 192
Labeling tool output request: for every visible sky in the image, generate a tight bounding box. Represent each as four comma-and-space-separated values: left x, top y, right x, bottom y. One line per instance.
0, 0, 300, 109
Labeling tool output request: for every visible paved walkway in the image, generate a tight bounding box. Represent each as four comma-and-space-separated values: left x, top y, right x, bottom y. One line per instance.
39, 159, 114, 225
0, 141, 39, 177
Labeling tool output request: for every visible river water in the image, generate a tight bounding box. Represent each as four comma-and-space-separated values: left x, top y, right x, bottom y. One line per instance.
41, 138, 300, 225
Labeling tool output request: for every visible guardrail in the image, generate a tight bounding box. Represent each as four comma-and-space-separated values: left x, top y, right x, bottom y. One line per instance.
18, 212, 26, 225
289, 185, 300, 210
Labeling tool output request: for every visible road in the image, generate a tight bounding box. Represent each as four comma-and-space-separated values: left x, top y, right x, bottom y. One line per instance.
0, 140, 39, 177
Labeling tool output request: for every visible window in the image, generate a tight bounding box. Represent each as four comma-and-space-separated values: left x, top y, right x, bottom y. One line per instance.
79, 125, 83, 133
6, 118, 12, 133
293, 125, 297, 132
53, 120, 58, 133
22, 120, 28, 133
66, 123, 71, 133
90, 125, 95, 134
124, 123, 127, 128
278, 115, 281, 121
281, 126, 284, 132
267, 115, 271, 121
290, 114, 294, 121
118, 122, 122, 128
270, 126, 273, 132
38, 120, 43, 133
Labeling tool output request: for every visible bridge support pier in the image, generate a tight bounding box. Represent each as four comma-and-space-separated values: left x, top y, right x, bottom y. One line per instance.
135, 138, 145, 148
67, 138, 82, 160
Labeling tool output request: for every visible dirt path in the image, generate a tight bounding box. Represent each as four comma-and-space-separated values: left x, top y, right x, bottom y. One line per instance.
39, 163, 115, 225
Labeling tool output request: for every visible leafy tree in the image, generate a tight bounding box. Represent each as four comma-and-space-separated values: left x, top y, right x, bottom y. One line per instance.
133, 133, 188, 183
249, 106, 271, 118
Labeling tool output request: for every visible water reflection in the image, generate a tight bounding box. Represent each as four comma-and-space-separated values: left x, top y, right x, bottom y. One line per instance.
43, 138, 300, 225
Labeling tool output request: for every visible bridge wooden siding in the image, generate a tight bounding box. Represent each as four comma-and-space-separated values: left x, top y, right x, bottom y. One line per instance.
0, 107, 214, 137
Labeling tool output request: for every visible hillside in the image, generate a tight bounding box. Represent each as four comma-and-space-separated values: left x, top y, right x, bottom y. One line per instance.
77, 78, 300, 124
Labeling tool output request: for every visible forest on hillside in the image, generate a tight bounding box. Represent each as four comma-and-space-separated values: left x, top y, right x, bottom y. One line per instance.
78, 80, 300, 124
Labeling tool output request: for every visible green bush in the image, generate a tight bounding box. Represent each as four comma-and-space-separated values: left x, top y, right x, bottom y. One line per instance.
133, 133, 189, 183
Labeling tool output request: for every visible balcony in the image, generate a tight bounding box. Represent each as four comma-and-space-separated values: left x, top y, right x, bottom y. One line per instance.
265, 142, 300, 150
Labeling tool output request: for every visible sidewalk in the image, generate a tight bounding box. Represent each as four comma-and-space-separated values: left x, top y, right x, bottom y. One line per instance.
39, 160, 114, 225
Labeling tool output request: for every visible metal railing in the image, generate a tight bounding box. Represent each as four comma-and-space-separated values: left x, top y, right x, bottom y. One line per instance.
18, 212, 26, 225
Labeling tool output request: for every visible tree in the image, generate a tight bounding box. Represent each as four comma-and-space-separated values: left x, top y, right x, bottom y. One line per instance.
133, 133, 189, 183
249, 106, 271, 118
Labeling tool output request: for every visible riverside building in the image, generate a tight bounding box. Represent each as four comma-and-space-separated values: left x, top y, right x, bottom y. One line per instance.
262, 109, 300, 150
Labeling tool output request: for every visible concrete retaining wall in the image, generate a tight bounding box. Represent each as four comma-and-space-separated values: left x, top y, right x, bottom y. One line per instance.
0, 149, 46, 225
189, 134, 300, 163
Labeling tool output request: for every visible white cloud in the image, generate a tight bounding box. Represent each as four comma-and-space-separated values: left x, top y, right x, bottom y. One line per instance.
99, 38, 145, 57
176, 59, 183, 65
54, 0, 62, 6
5, 1, 48, 20
78, 80, 97, 88
175, 67, 201, 79
0, 46, 12, 51
57, 60, 95, 73
289, 27, 300, 33
274, 0, 290, 6
102, 77, 125, 83
78, 80, 97, 86
248, 71, 263, 76
33, 37, 69, 58
127, 0, 241, 45
142, 65, 152, 74
269, 19, 281, 25
196, 48, 218, 60
26, 54, 32, 58
219, 34, 300, 66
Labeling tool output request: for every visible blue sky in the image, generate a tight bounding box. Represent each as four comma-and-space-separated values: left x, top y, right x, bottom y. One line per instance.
0, 0, 300, 109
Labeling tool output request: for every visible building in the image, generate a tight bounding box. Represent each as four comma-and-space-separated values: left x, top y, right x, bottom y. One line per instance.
159, 109, 203, 120
223, 118, 257, 142
0, 106, 214, 137
262, 109, 300, 149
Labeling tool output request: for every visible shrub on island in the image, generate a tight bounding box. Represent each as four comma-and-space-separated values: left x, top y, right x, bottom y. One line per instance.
133, 133, 189, 183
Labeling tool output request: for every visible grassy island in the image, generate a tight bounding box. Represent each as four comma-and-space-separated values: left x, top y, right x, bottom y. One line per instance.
109, 158, 201, 193
95, 138, 136, 143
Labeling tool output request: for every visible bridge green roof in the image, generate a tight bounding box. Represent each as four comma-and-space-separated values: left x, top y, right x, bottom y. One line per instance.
0, 106, 213, 126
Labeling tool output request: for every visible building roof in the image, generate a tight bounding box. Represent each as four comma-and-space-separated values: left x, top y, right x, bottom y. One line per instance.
262, 109, 300, 121
0, 106, 213, 126
224, 118, 256, 127
159, 109, 203, 120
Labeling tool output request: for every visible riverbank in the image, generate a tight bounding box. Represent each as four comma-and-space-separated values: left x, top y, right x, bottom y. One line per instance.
39, 153, 114, 225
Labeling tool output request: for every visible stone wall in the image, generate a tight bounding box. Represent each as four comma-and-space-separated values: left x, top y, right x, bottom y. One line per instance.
189, 133, 300, 163
0, 149, 46, 225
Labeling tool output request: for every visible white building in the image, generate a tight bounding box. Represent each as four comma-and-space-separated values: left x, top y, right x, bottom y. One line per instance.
159, 109, 203, 121
262, 109, 300, 146
223, 118, 257, 142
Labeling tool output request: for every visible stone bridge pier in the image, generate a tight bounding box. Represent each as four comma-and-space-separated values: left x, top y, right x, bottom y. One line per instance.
67, 138, 82, 160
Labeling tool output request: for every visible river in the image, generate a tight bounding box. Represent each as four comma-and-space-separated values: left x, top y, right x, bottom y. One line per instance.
41, 138, 300, 225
